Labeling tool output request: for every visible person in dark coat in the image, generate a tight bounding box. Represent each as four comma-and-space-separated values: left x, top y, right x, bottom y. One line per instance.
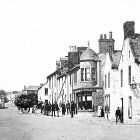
119, 108, 123, 123
66, 101, 70, 115
115, 107, 121, 124
48, 102, 51, 115
45, 102, 49, 116
61, 102, 66, 115
55, 101, 59, 117
52, 103, 56, 117
74, 102, 77, 114
71, 101, 75, 118
41, 102, 45, 114
101, 107, 104, 117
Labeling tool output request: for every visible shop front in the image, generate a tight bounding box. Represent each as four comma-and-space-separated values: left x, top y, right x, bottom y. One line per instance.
74, 88, 103, 111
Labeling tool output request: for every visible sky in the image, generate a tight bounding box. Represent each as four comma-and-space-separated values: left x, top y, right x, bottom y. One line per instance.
0, 0, 140, 92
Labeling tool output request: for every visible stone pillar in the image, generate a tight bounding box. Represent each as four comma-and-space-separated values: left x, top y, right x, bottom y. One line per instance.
81, 93, 83, 109
92, 91, 94, 111
74, 93, 76, 103
85, 92, 87, 109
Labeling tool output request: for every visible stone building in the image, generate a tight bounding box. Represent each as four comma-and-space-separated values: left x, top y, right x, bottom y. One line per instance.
23, 86, 40, 95
72, 46, 103, 110
104, 49, 121, 120
46, 45, 104, 111
118, 21, 140, 123
98, 32, 115, 88
103, 21, 140, 123
47, 69, 61, 104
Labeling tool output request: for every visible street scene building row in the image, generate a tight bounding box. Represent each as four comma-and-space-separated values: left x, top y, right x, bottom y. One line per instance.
22, 21, 140, 124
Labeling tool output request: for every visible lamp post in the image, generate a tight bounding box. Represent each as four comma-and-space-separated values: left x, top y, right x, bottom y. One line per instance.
130, 77, 137, 89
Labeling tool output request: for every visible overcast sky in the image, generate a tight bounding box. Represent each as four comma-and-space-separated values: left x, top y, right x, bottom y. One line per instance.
0, 0, 140, 91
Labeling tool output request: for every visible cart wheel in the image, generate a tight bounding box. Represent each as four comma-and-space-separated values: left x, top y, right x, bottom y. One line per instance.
21, 107, 30, 113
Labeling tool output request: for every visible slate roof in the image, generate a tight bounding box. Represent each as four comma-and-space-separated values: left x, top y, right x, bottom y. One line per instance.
130, 36, 140, 59
47, 69, 61, 79
109, 50, 122, 68
80, 48, 97, 61
25, 86, 40, 91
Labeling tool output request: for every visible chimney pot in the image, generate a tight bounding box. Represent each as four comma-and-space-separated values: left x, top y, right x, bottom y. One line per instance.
24, 85, 26, 90
74, 46, 77, 52
109, 32, 112, 39
104, 34, 107, 39
100, 34, 103, 39
69, 46, 72, 52
72, 46, 75, 52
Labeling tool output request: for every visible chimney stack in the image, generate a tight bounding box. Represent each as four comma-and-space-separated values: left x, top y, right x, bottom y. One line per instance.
69, 46, 72, 52
24, 85, 26, 90
74, 46, 77, 52
100, 34, 103, 39
109, 32, 112, 39
104, 34, 107, 39
123, 21, 135, 39
72, 46, 74, 52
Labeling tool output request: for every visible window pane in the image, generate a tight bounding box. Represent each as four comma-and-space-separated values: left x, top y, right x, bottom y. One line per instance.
85, 68, 90, 81
105, 75, 106, 88
70, 74, 71, 85
108, 72, 110, 88
81, 68, 84, 81
105, 95, 110, 112
121, 70, 123, 87
91, 68, 96, 81
74, 71, 77, 83
128, 66, 131, 84
45, 88, 48, 95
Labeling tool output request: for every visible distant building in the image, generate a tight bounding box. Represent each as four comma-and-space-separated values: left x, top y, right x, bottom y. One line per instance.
23, 86, 40, 94
6, 91, 22, 105
38, 83, 49, 103
47, 69, 61, 104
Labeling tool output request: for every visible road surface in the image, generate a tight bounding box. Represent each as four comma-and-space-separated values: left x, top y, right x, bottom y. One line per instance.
0, 105, 140, 140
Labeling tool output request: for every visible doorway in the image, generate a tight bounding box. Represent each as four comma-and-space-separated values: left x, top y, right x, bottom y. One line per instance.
121, 98, 124, 123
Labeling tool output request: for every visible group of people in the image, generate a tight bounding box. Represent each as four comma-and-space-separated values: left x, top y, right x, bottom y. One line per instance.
40, 100, 77, 118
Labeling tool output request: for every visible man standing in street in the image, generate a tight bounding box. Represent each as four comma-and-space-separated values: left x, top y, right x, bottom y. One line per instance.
52, 103, 56, 117
55, 101, 59, 117
61, 102, 66, 115
66, 100, 70, 115
115, 107, 120, 124
71, 101, 75, 118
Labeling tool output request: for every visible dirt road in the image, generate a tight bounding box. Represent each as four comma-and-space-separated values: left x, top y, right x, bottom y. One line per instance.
0, 105, 140, 140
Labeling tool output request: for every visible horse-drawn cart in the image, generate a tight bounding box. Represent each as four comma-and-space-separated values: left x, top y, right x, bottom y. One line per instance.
14, 93, 38, 113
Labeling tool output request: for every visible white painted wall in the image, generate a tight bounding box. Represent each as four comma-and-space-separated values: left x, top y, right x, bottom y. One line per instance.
38, 83, 49, 102
104, 53, 120, 121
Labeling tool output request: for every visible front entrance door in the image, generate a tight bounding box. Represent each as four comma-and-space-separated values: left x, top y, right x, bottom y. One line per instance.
121, 98, 124, 123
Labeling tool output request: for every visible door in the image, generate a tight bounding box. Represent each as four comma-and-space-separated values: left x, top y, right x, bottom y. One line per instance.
121, 98, 124, 123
